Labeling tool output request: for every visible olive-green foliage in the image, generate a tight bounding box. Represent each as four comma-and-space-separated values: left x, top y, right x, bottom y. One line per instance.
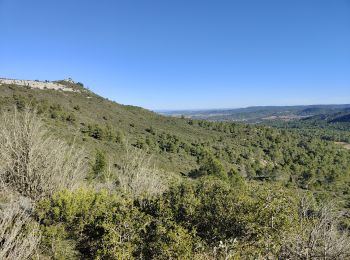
37, 188, 194, 259
193, 149, 227, 179
37, 189, 147, 259
37, 182, 301, 259
264, 116, 350, 143
142, 179, 298, 256
140, 219, 194, 259
91, 150, 107, 178
34, 179, 350, 259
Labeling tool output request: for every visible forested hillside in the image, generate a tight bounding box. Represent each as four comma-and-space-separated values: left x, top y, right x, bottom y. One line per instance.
263, 111, 350, 144
1, 81, 349, 189
1, 80, 350, 259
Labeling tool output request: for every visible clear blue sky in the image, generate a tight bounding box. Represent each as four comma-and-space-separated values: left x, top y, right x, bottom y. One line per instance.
0, 0, 349, 110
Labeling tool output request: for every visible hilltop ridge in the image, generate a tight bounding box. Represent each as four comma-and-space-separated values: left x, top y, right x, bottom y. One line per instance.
0, 77, 83, 92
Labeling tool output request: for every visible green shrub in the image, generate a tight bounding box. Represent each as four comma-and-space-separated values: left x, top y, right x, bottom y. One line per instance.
36, 188, 196, 259
141, 219, 194, 259
142, 179, 299, 257
37, 188, 148, 259
91, 150, 107, 178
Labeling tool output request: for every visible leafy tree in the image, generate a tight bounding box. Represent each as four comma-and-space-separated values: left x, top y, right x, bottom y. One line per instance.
190, 149, 227, 180
91, 150, 107, 178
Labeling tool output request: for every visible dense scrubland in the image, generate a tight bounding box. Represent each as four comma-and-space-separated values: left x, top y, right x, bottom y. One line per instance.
1, 82, 350, 259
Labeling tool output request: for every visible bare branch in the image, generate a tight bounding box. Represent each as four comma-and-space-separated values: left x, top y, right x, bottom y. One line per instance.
0, 109, 86, 200
116, 145, 166, 197
281, 198, 350, 259
0, 197, 40, 260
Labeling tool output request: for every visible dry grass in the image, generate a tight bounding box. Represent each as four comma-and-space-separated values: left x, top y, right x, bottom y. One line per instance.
281, 198, 350, 259
0, 109, 87, 201
0, 196, 40, 259
335, 141, 350, 150
115, 144, 167, 197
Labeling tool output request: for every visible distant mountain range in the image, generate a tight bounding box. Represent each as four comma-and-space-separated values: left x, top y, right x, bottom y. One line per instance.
300, 110, 350, 124
159, 104, 350, 123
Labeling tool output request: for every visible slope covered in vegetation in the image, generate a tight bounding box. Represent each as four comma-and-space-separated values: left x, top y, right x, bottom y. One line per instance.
1, 80, 350, 259
1, 81, 349, 190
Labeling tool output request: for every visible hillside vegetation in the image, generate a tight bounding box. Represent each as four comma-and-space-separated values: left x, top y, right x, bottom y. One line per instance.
1, 80, 350, 259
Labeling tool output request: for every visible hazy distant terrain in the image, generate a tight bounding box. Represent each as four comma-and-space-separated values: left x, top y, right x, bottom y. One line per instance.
160, 104, 350, 123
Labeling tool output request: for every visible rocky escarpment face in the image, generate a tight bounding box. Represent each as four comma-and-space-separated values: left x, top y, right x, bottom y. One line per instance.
0, 78, 79, 92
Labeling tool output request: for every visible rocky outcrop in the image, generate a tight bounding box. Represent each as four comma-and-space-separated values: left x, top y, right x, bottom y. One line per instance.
0, 78, 79, 92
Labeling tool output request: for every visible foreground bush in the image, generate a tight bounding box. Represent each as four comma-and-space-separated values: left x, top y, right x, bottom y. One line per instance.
142, 179, 300, 257
0, 109, 86, 200
280, 200, 350, 259
0, 197, 40, 259
31, 176, 350, 259
35, 181, 303, 259
116, 145, 167, 197
37, 188, 193, 259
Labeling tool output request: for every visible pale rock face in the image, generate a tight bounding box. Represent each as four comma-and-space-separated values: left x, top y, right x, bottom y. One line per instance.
0, 78, 79, 92
64, 78, 76, 84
